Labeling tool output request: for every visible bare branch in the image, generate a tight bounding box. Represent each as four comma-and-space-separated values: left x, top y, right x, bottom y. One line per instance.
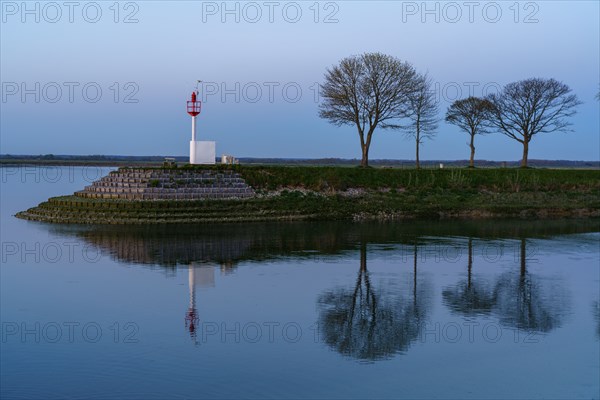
486, 78, 581, 167
319, 53, 419, 167
445, 96, 494, 167
400, 73, 440, 168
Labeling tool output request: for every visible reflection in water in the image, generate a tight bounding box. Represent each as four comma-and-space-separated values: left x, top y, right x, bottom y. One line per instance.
594, 301, 600, 339
493, 239, 570, 333
185, 264, 216, 343
443, 238, 496, 316
45, 220, 596, 357
443, 238, 572, 333
185, 265, 199, 342
317, 243, 431, 360
48, 219, 600, 268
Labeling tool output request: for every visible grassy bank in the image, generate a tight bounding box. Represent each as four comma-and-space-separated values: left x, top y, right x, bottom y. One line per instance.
16, 166, 600, 224
222, 165, 599, 192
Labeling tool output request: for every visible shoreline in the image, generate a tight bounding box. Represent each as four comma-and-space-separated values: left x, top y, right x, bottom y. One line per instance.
2, 158, 599, 169
14, 165, 600, 225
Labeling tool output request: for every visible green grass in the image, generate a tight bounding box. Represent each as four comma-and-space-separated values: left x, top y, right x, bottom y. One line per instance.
216, 165, 599, 193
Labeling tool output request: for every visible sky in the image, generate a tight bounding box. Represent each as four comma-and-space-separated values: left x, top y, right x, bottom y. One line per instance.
1, 0, 599, 161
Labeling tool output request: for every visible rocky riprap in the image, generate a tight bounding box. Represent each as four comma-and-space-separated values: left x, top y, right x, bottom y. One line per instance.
16, 168, 259, 224
75, 168, 255, 200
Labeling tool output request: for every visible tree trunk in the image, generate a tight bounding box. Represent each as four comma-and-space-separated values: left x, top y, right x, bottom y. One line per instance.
520, 239, 527, 277
361, 144, 369, 167
469, 134, 475, 168
360, 128, 375, 168
413, 244, 418, 305
521, 140, 529, 168
467, 238, 473, 288
415, 138, 420, 169
360, 242, 367, 273
415, 119, 421, 169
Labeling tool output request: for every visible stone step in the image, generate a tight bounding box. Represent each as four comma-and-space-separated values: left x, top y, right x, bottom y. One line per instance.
109, 171, 238, 179
26, 205, 287, 218
74, 168, 255, 201
89, 182, 248, 190
96, 177, 245, 184
92, 178, 246, 185
74, 192, 254, 200
84, 185, 253, 192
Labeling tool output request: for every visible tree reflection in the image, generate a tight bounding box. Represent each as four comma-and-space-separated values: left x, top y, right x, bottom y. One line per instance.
592, 301, 599, 339
443, 238, 495, 316
317, 243, 430, 360
50, 219, 599, 268
493, 239, 570, 332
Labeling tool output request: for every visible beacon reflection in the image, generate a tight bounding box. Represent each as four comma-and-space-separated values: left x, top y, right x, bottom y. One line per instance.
184, 263, 216, 343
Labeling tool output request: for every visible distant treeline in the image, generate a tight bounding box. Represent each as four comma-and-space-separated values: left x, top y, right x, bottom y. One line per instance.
1, 154, 598, 169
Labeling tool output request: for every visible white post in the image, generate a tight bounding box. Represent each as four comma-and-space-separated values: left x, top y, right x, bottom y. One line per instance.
189, 265, 196, 310
191, 116, 197, 142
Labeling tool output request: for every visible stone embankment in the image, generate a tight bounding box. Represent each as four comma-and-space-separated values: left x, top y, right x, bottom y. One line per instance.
75, 168, 254, 200
16, 168, 259, 224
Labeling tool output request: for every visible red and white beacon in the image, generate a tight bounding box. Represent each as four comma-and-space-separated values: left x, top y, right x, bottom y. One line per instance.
187, 91, 215, 164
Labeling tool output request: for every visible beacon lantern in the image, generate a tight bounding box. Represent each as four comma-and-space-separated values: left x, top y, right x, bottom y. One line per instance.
187, 91, 215, 164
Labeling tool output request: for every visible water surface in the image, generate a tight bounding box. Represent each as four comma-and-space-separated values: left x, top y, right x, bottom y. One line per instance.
1, 166, 599, 399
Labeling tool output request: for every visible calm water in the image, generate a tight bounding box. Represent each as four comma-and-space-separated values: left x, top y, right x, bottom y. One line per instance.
1, 166, 599, 399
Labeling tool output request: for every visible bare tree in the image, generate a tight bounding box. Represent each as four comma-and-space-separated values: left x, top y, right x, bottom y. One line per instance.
445, 97, 494, 168
486, 78, 581, 168
319, 53, 419, 167
402, 74, 439, 169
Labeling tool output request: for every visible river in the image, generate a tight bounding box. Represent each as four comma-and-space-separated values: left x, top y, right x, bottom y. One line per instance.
1, 166, 598, 399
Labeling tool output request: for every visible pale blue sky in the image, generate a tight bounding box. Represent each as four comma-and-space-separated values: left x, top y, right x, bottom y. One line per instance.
1, 1, 599, 160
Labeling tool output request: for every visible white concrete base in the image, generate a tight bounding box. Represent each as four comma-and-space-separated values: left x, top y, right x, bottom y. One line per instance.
190, 141, 216, 164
